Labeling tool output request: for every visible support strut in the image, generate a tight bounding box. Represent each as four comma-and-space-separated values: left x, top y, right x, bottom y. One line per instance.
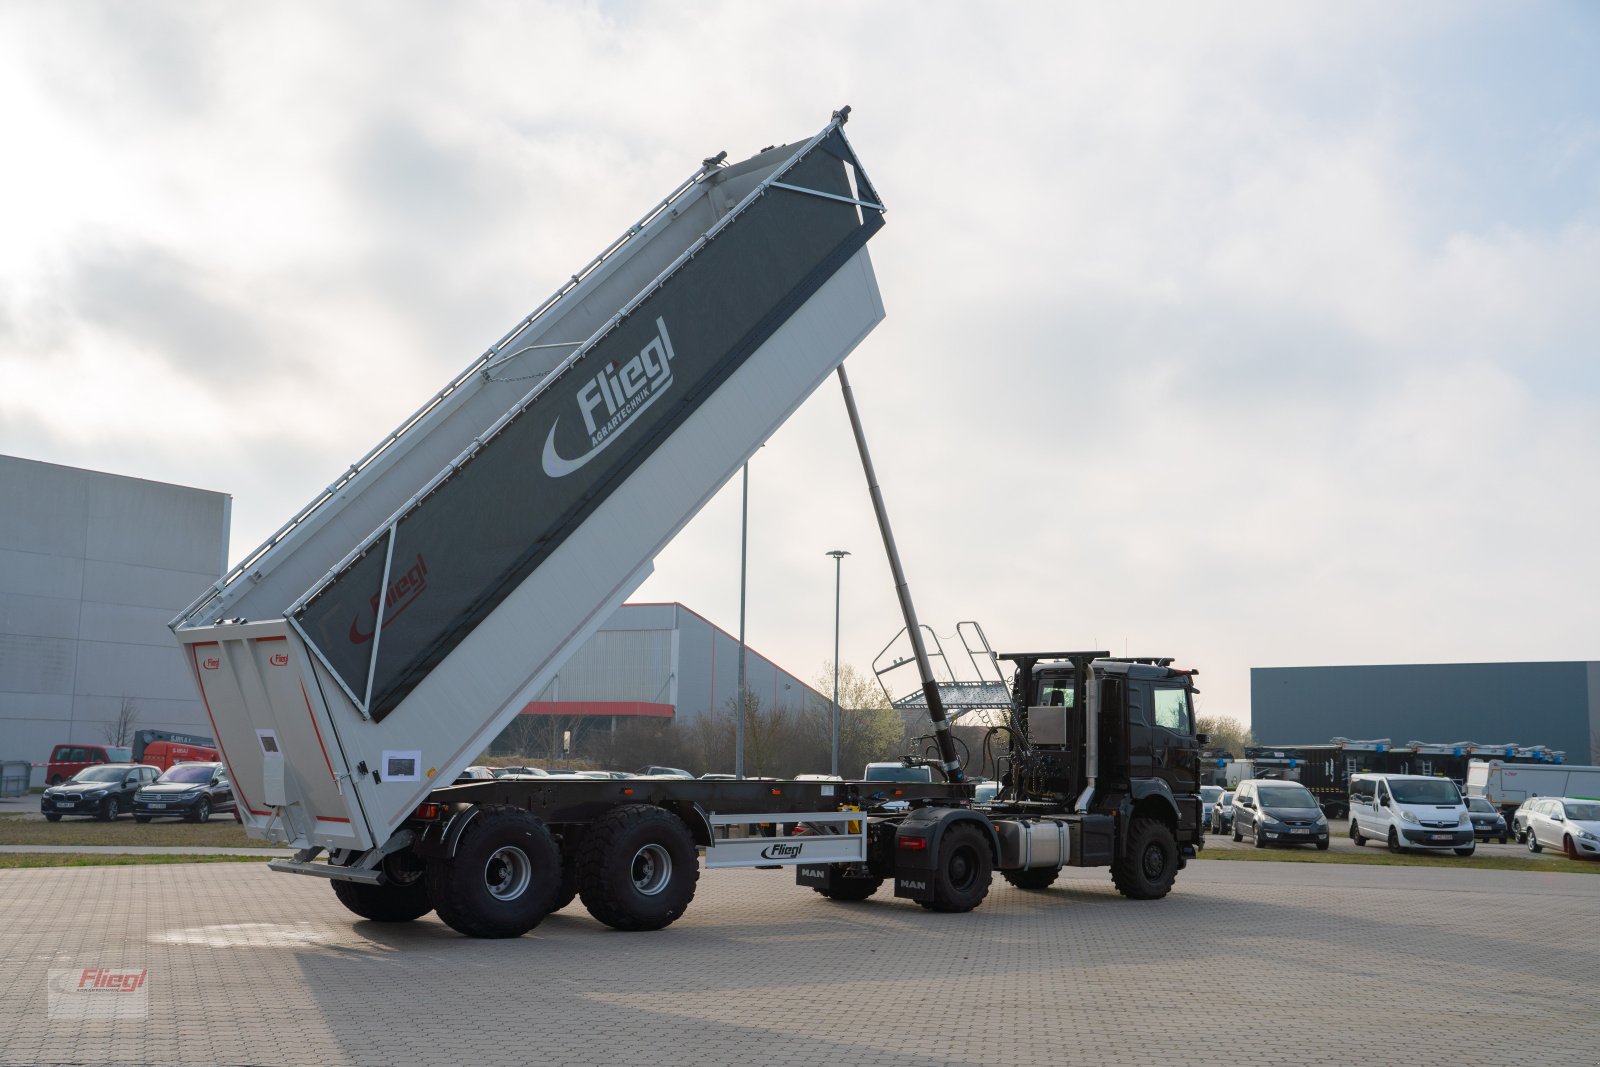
835, 365, 964, 783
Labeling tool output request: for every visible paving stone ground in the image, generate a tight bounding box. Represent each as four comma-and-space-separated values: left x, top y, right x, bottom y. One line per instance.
1, 858, 1596, 1067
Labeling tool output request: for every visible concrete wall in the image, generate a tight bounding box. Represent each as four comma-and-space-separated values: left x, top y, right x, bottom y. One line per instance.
1252, 661, 1599, 764
0, 456, 229, 767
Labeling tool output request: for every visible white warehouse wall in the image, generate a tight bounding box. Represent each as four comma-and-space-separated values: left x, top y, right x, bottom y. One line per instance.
0, 455, 229, 766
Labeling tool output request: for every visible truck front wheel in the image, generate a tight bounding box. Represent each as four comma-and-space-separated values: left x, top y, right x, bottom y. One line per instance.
1111, 817, 1179, 900
331, 849, 431, 923
927, 822, 992, 912
1001, 866, 1060, 891
426, 806, 562, 938
577, 804, 699, 931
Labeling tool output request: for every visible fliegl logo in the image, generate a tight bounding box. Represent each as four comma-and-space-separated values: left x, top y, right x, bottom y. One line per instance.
542, 317, 677, 478
348, 554, 429, 645
760, 841, 803, 861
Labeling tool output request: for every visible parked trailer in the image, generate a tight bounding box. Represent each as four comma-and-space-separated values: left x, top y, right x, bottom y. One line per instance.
1466, 759, 1600, 828
171, 109, 1203, 939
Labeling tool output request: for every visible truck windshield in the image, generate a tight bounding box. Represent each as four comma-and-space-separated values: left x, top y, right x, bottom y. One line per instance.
1389, 779, 1460, 805
1257, 786, 1318, 809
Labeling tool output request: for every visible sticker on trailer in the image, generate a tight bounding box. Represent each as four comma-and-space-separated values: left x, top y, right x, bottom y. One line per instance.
381, 751, 423, 782
255, 730, 281, 755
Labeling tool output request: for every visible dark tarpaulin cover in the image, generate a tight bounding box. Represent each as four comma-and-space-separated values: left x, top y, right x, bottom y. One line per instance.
296, 130, 884, 720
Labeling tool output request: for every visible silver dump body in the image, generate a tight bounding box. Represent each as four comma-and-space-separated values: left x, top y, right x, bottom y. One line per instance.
171, 113, 887, 854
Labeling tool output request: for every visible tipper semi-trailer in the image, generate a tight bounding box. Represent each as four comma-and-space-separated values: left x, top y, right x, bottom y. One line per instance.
171, 108, 1205, 939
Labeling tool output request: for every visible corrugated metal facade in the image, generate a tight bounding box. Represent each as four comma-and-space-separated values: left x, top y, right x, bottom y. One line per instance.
1251, 662, 1600, 764
0, 455, 229, 765
525, 602, 831, 723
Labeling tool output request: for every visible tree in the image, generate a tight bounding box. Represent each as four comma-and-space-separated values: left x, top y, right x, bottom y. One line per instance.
1197, 714, 1253, 756
101, 695, 138, 747
808, 663, 906, 776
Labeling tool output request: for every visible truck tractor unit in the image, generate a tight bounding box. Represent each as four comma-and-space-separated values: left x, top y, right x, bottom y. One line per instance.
169, 108, 1203, 939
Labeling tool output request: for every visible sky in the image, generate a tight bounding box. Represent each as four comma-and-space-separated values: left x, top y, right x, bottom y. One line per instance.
2, 1, 1598, 726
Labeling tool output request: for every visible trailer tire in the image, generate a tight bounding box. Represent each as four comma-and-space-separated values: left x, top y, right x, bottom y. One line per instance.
927, 822, 992, 913
331, 847, 432, 923
577, 804, 699, 931
1111, 817, 1179, 901
426, 806, 562, 939
550, 857, 579, 912
813, 869, 884, 902
1001, 866, 1061, 891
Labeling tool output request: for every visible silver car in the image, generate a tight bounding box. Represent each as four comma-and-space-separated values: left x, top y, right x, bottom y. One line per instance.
1524, 797, 1600, 860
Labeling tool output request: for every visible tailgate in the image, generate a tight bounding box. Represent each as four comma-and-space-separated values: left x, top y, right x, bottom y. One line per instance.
178, 620, 372, 851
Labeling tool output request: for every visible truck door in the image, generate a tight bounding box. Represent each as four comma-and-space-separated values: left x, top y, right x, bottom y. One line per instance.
1150, 680, 1200, 801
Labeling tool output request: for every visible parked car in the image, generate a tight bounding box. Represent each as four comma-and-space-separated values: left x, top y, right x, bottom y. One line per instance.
1511, 797, 1540, 842
1523, 797, 1600, 860
1464, 795, 1509, 843
1209, 791, 1235, 834
455, 765, 498, 783
1348, 773, 1473, 856
1201, 785, 1224, 830
41, 764, 158, 821
973, 781, 1000, 804
1232, 779, 1329, 850
635, 765, 693, 778
45, 744, 133, 786
863, 762, 934, 783
132, 762, 236, 822
493, 766, 548, 778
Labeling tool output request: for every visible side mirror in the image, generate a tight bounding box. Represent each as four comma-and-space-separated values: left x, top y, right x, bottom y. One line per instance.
1195, 733, 1210, 746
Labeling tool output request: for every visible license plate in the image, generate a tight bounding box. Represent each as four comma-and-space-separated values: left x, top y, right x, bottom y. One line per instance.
1291, 828, 1310, 834
150, 803, 166, 809
1431, 834, 1451, 841
57, 801, 76, 807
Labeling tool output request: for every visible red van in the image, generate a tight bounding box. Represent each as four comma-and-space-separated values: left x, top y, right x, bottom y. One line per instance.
45, 744, 133, 785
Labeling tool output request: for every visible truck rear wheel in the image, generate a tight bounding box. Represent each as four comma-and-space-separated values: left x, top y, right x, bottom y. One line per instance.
927, 822, 992, 912
426, 806, 562, 938
577, 804, 699, 931
331, 848, 432, 923
1111, 817, 1179, 900
1001, 866, 1061, 891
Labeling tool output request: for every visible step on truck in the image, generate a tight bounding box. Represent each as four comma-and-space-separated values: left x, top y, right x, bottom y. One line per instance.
170, 108, 1204, 939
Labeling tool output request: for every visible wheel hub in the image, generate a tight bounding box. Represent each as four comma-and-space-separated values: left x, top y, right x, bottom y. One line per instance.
630, 843, 673, 896
484, 845, 532, 901
1142, 842, 1165, 879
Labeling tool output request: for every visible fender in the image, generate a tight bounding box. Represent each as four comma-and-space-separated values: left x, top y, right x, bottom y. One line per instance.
893, 806, 1000, 869
1128, 778, 1181, 825
413, 804, 482, 860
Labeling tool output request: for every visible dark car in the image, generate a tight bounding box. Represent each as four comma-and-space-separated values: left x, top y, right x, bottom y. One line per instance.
41, 764, 159, 821
1231, 779, 1329, 850
133, 762, 235, 822
1464, 795, 1509, 843
1210, 790, 1235, 834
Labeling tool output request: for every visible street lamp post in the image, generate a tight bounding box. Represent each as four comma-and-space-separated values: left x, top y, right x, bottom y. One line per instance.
826, 549, 850, 777
735, 462, 749, 779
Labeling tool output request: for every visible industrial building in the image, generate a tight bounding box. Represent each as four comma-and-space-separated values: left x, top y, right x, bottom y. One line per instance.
1251, 661, 1600, 764
0, 455, 230, 771
518, 602, 833, 728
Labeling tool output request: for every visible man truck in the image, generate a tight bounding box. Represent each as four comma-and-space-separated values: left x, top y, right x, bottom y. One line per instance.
170, 108, 1204, 939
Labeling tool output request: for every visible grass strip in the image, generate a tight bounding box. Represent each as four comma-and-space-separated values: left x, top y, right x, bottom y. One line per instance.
0, 818, 276, 848
1197, 848, 1600, 875
0, 853, 268, 870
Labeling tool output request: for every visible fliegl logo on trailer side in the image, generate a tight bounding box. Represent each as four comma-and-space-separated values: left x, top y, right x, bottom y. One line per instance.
348, 554, 429, 644
542, 317, 676, 478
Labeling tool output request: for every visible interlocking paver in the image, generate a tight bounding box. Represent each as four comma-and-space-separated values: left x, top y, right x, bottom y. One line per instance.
1, 859, 1596, 1066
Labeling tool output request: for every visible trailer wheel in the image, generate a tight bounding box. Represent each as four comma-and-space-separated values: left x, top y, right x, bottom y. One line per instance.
812, 868, 884, 902
1111, 817, 1179, 900
1001, 866, 1060, 891
577, 804, 699, 931
927, 822, 992, 913
426, 806, 562, 938
331, 851, 432, 923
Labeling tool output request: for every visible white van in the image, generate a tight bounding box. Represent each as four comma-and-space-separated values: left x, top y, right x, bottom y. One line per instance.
1348, 773, 1475, 856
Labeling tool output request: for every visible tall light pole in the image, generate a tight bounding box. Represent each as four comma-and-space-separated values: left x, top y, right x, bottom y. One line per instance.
735, 462, 749, 779
826, 549, 849, 776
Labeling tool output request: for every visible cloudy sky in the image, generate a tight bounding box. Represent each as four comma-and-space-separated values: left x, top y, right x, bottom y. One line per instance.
3, 2, 1597, 724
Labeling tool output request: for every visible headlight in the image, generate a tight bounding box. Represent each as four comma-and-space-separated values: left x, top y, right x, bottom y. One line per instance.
1580, 830, 1598, 842
1459, 813, 1470, 826
1315, 814, 1328, 826
1400, 810, 1419, 824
